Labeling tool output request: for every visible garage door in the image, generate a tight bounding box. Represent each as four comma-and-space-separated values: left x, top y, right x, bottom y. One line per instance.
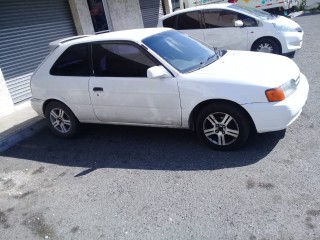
0, 0, 76, 104
139, 0, 165, 28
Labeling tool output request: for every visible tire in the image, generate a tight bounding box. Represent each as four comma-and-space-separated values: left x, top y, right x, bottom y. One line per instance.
196, 103, 251, 150
44, 102, 79, 138
252, 38, 280, 54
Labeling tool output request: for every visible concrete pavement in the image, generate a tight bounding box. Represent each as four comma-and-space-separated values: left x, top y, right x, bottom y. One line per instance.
0, 101, 45, 152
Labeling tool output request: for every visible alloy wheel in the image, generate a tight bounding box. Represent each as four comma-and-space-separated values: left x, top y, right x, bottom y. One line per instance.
49, 108, 72, 134
203, 112, 240, 146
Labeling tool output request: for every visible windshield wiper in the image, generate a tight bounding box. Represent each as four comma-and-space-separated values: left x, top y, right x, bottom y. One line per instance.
199, 54, 217, 69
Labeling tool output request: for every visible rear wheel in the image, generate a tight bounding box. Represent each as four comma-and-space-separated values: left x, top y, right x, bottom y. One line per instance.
252, 38, 280, 54
196, 103, 251, 150
45, 102, 79, 138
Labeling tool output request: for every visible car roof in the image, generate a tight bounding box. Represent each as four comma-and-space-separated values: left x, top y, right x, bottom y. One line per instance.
160, 3, 232, 20
52, 28, 172, 49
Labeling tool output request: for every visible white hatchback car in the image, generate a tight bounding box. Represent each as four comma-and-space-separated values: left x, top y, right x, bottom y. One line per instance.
158, 3, 303, 56
31, 28, 308, 150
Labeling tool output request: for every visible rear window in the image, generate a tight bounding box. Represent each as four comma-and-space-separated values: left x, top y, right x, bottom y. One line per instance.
50, 44, 90, 76
163, 15, 178, 28
163, 11, 201, 30
177, 11, 201, 30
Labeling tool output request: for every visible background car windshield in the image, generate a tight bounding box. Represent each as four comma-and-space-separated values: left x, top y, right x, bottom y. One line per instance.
142, 30, 217, 73
228, 4, 276, 20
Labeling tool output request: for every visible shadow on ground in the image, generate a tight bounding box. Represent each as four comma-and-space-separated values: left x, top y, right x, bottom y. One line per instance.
1, 124, 285, 176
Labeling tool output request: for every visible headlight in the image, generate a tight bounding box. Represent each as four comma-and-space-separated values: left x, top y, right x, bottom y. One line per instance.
272, 23, 297, 32
265, 79, 298, 102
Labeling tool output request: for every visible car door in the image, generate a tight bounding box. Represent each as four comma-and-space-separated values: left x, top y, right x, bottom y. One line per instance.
88, 42, 181, 126
202, 9, 248, 50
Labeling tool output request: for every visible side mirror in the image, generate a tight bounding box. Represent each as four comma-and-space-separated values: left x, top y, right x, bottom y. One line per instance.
147, 66, 171, 79
234, 20, 244, 27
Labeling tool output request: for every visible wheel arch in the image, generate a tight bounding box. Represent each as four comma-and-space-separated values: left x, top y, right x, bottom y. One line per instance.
42, 99, 78, 121
188, 99, 257, 133
251, 36, 282, 54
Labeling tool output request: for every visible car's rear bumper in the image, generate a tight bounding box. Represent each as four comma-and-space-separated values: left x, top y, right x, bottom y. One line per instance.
243, 73, 309, 133
31, 98, 45, 117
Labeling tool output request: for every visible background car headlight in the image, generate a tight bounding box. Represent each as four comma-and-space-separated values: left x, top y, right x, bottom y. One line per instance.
265, 79, 298, 102
272, 23, 297, 32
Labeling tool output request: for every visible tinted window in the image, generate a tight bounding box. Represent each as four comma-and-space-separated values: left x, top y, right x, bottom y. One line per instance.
163, 15, 178, 28
92, 43, 156, 77
203, 10, 238, 28
177, 11, 201, 30
50, 44, 90, 76
238, 13, 258, 27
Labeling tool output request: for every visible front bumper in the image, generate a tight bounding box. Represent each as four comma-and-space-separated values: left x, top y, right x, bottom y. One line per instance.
243, 73, 309, 133
281, 31, 303, 53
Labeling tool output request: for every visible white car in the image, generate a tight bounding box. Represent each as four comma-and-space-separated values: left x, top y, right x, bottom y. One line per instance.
31, 28, 308, 150
158, 3, 303, 56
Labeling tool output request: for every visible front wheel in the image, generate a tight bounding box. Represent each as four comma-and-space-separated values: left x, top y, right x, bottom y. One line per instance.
252, 38, 280, 54
196, 103, 251, 150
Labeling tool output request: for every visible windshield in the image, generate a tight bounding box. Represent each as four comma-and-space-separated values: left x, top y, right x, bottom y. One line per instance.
142, 30, 223, 73
228, 4, 278, 20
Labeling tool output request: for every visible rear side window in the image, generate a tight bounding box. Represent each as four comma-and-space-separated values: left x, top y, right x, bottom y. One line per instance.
163, 15, 178, 28
176, 11, 201, 30
50, 44, 90, 76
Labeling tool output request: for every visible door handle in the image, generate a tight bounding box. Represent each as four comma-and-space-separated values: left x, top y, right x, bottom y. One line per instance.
93, 87, 103, 92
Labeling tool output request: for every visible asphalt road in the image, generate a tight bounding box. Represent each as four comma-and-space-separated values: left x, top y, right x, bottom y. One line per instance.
1, 13, 320, 240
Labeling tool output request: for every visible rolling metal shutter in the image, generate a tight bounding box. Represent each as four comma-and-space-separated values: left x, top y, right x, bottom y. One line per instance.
0, 0, 76, 104
139, 0, 165, 28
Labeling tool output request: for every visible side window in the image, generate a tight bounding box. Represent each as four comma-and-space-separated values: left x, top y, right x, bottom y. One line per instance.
50, 44, 90, 76
92, 43, 156, 77
238, 13, 258, 27
163, 15, 178, 28
203, 10, 220, 28
203, 10, 239, 28
177, 11, 201, 30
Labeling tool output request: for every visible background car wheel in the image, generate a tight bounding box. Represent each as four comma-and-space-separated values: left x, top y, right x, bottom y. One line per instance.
196, 103, 251, 150
45, 102, 79, 138
252, 38, 280, 54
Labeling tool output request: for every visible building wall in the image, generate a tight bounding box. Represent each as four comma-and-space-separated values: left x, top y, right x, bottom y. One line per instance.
0, 69, 14, 117
69, 0, 172, 34
106, 0, 144, 30
69, 0, 95, 35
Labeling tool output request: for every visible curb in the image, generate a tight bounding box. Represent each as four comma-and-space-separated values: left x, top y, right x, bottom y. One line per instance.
0, 118, 46, 152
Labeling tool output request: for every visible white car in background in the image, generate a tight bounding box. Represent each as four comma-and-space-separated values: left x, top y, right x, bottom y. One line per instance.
158, 3, 303, 57
31, 28, 308, 150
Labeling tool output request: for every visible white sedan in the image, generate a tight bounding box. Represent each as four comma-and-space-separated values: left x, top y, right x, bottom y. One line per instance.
31, 28, 309, 150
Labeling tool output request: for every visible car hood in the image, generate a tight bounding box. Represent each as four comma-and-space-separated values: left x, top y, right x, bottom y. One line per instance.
267, 15, 301, 29
190, 50, 300, 89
